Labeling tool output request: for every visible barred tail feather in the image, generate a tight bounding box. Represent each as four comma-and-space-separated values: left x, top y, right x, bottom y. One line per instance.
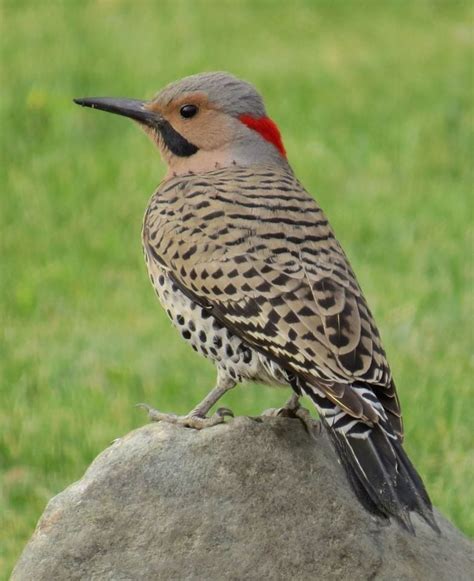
303, 386, 439, 534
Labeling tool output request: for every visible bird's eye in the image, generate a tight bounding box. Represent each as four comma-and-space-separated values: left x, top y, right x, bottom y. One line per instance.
180, 104, 198, 119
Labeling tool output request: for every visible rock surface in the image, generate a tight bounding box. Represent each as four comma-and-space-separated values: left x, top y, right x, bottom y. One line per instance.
12, 416, 473, 580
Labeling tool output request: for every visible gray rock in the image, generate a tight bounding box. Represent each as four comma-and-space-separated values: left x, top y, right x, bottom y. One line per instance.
11, 416, 474, 580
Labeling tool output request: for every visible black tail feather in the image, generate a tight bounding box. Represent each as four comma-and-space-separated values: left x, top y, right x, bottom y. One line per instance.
322, 419, 439, 534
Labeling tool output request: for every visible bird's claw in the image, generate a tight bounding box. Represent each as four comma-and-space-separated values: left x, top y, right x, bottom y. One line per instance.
261, 406, 295, 418
136, 403, 234, 429
261, 403, 321, 435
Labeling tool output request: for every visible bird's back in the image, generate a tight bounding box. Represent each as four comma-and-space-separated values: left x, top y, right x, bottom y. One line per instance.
143, 164, 401, 436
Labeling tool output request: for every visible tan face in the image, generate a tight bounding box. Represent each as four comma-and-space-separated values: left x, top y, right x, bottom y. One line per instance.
145, 91, 236, 155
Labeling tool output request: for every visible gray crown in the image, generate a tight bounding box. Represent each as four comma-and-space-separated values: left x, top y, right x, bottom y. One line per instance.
154, 71, 267, 118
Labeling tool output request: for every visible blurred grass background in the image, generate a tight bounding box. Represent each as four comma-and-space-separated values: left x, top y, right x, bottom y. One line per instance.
1, 0, 473, 574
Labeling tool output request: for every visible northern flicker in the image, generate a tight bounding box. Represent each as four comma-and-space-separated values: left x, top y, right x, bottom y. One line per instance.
74, 72, 438, 533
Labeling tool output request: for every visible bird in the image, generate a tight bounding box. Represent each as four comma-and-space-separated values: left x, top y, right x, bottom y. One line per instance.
74, 71, 438, 533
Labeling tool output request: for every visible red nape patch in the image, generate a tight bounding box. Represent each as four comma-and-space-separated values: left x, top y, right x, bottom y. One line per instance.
239, 115, 286, 157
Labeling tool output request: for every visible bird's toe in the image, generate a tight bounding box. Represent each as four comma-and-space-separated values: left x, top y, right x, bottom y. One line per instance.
136, 403, 234, 429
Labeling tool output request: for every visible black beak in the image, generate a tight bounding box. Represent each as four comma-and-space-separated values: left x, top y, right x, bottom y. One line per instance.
74, 95, 199, 158
73, 97, 162, 128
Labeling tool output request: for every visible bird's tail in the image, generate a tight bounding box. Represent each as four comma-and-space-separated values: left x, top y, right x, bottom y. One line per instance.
302, 386, 439, 534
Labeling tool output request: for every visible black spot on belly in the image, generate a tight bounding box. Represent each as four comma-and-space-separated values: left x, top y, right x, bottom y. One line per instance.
158, 275, 165, 286
226, 345, 234, 358
177, 314, 185, 326
188, 321, 196, 332
199, 330, 207, 343
213, 336, 222, 348
182, 329, 191, 340
242, 349, 252, 363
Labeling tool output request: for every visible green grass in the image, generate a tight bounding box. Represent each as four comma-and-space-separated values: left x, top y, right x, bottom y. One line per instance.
1, 0, 472, 575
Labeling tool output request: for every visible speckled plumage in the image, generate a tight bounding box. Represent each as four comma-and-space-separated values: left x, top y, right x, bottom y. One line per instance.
143, 164, 400, 437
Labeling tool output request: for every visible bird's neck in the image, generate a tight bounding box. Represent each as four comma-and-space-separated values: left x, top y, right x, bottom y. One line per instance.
163, 148, 234, 180
162, 133, 289, 180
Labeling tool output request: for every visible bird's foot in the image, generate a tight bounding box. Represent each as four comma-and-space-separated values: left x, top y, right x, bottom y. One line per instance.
136, 403, 234, 429
262, 399, 321, 435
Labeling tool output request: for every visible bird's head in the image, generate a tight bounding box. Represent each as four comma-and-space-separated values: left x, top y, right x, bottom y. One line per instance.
74, 72, 287, 177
